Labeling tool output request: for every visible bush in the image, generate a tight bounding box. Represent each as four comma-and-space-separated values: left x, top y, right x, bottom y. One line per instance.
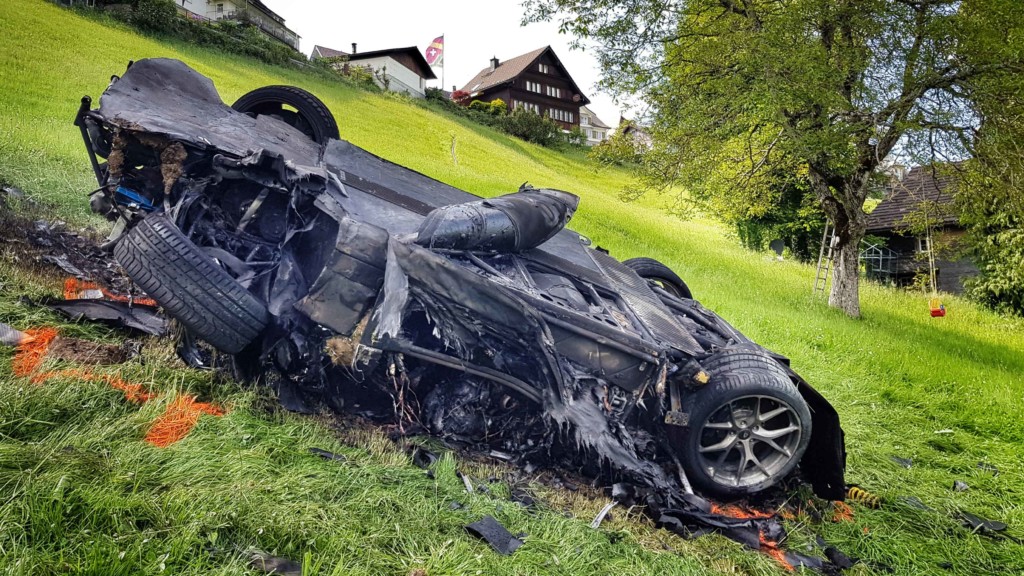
565, 125, 586, 148
588, 131, 642, 166
131, 0, 175, 32
468, 99, 491, 113
499, 108, 564, 147
488, 99, 507, 115
451, 90, 471, 106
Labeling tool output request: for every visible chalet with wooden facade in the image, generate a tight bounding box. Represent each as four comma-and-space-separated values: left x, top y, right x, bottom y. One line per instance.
459, 46, 590, 130
862, 165, 977, 294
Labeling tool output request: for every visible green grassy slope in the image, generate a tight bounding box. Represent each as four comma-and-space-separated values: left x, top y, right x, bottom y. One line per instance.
2, 1, 1024, 574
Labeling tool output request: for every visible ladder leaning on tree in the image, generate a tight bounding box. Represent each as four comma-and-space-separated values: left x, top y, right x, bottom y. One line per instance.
814, 221, 837, 295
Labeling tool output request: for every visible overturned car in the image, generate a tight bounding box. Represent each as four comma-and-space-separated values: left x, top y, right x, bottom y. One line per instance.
76, 59, 845, 500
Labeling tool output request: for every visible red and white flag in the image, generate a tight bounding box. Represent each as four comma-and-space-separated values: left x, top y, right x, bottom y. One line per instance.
425, 35, 444, 67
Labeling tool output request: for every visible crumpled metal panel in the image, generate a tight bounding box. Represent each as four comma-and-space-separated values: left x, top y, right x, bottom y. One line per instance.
97, 58, 321, 166
588, 249, 703, 356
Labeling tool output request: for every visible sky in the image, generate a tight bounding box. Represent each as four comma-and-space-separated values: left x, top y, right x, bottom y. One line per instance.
260, 0, 628, 129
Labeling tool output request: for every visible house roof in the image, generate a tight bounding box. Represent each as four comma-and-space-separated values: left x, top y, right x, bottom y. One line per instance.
246, 0, 287, 25
866, 166, 961, 233
311, 45, 348, 59
459, 46, 590, 105
346, 46, 437, 80
580, 106, 610, 129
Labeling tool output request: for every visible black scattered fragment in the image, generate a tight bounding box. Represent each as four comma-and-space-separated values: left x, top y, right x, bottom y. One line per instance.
43, 299, 167, 336
465, 516, 523, 555
960, 511, 1008, 533
891, 456, 913, 469
309, 447, 346, 462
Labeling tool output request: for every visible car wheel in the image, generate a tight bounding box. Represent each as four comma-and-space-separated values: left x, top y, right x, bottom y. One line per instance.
231, 85, 340, 144
623, 257, 692, 299
680, 357, 811, 497
114, 215, 269, 354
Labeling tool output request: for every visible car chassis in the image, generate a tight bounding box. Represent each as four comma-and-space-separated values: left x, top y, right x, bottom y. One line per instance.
75, 59, 845, 500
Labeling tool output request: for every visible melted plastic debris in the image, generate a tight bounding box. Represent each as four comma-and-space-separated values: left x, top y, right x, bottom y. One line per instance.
465, 516, 524, 555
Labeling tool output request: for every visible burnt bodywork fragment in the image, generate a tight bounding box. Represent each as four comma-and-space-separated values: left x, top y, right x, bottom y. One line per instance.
75, 59, 845, 501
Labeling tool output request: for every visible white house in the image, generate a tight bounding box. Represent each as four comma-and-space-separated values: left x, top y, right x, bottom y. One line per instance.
312, 44, 437, 99
172, 0, 300, 50
579, 106, 610, 146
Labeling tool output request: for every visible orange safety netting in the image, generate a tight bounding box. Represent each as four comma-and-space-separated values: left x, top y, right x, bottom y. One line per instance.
712, 502, 794, 571
63, 277, 158, 307
12, 327, 59, 377
759, 532, 795, 572
31, 368, 157, 403
10, 325, 224, 446
144, 394, 225, 447
832, 501, 855, 522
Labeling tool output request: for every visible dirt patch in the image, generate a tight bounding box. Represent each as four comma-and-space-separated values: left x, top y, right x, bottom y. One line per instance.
47, 335, 136, 366
0, 206, 134, 295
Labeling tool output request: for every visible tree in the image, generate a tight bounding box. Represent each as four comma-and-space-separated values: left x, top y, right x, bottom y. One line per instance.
525, 0, 1024, 317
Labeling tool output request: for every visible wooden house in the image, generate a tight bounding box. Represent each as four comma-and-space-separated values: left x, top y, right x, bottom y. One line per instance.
459, 46, 590, 129
863, 166, 977, 294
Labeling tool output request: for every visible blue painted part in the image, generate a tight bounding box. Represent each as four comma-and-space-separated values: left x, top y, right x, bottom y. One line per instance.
115, 186, 156, 210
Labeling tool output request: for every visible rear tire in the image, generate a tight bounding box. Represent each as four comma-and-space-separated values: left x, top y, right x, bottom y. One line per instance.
231, 85, 339, 144
114, 215, 269, 354
623, 257, 692, 299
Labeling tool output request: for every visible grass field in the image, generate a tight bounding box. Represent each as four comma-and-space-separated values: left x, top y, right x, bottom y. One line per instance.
2, 1, 1024, 574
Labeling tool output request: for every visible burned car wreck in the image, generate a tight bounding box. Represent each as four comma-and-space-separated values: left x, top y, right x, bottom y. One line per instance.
76, 59, 845, 501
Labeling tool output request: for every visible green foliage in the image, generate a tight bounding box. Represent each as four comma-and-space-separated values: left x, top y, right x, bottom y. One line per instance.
526, 0, 1024, 317
467, 99, 491, 113
499, 107, 565, 147
69, 0, 299, 67
588, 129, 642, 166
130, 0, 176, 32
565, 125, 586, 148
488, 98, 507, 115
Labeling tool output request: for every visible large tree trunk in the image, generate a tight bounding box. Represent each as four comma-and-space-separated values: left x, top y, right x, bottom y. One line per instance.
829, 238, 863, 317
811, 171, 869, 318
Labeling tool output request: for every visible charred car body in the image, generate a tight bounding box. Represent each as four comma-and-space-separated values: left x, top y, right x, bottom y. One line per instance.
76, 59, 845, 500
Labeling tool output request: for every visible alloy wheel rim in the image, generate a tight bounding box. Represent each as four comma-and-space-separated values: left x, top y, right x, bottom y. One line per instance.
696, 395, 803, 488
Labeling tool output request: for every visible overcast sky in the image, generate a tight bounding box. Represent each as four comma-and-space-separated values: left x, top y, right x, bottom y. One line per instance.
261, 0, 628, 128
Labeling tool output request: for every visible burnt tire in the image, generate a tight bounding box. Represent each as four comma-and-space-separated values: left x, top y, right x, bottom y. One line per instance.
114, 215, 269, 354
231, 85, 339, 144
623, 257, 692, 299
680, 357, 811, 498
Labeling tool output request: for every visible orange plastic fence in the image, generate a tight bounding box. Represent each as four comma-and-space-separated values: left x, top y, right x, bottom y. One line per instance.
10, 325, 223, 445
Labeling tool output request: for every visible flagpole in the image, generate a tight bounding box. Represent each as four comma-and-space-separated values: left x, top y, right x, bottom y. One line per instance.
441, 33, 445, 91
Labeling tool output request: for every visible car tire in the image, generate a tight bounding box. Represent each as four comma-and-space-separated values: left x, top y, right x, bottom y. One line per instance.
680, 355, 811, 498
114, 215, 269, 354
231, 85, 339, 144
623, 257, 692, 299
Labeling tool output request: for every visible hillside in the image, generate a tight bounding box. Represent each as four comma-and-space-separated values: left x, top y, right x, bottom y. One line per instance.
2, 1, 1024, 575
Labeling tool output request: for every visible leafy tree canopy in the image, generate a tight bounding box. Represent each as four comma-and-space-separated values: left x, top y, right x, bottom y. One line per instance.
525, 0, 1024, 317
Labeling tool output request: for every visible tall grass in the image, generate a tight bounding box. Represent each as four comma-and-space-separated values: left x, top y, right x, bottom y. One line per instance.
1, 1, 1023, 574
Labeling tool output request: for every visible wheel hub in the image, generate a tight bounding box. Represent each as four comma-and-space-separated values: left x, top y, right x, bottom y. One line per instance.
696, 395, 803, 488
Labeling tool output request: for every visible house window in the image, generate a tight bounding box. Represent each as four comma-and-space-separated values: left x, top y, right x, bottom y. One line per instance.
516, 101, 539, 114
525, 81, 542, 93
545, 85, 561, 98
581, 115, 590, 126
917, 236, 931, 253
539, 63, 550, 74
216, 3, 224, 12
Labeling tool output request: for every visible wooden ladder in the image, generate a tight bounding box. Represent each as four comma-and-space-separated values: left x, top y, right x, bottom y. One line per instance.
813, 222, 836, 295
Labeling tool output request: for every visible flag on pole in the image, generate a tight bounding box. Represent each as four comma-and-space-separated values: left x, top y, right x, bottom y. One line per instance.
425, 35, 444, 67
